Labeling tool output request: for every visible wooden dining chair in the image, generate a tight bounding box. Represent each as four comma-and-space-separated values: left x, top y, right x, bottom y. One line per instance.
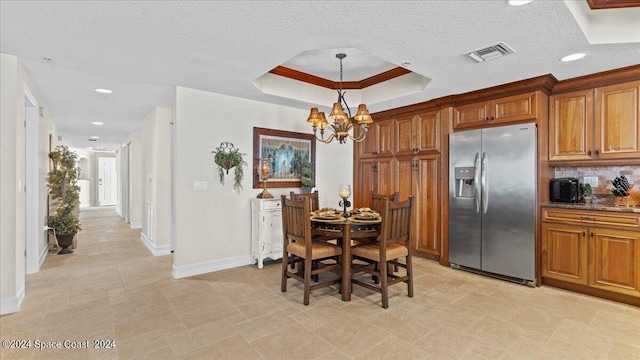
356, 191, 400, 250
351, 197, 414, 309
280, 195, 342, 305
370, 191, 399, 213
290, 191, 319, 211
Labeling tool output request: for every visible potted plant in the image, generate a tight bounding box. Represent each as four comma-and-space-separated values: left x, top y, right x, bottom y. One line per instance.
299, 160, 314, 193
46, 145, 81, 254
212, 142, 246, 193
582, 183, 593, 203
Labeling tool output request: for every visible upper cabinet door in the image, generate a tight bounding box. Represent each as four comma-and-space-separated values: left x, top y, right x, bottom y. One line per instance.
453, 92, 537, 130
395, 111, 441, 156
357, 118, 394, 158
394, 115, 414, 156
415, 111, 441, 154
549, 90, 594, 161
491, 92, 538, 125
594, 81, 640, 160
453, 102, 491, 130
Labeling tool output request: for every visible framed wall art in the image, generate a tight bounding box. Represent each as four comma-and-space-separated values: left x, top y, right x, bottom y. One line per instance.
252, 127, 316, 188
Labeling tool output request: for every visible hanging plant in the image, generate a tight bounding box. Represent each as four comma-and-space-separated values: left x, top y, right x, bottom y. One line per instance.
212, 142, 246, 193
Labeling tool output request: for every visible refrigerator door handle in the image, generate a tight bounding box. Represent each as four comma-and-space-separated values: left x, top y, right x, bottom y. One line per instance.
481, 152, 488, 214
473, 152, 481, 213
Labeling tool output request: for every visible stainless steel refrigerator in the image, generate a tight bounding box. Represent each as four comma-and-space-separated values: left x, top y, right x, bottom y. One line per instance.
449, 123, 536, 286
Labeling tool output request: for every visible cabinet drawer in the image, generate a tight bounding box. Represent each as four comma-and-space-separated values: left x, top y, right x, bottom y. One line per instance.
263, 200, 281, 210
542, 208, 640, 230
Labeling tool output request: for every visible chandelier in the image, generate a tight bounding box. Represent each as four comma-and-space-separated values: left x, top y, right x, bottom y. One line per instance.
306, 53, 373, 144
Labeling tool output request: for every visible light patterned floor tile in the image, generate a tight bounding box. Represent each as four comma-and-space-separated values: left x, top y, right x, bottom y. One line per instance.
1, 206, 638, 360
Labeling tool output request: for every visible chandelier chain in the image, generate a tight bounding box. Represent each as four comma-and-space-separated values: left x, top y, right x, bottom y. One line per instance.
305, 52, 372, 144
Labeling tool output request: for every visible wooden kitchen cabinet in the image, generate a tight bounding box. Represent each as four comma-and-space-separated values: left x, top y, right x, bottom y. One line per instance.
396, 155, 440, 256
594, 81, 640, 160
541, 223, 588, 285
549, 89, 593, 161
589, 227, 640, 297
394, 111, 441, 156
355, 109, 443, 258
357, 118, 394, 159
549, 80, 640, 162
354, 157, 395, 209
453, 92, 538, 130
541, 207, 640, 303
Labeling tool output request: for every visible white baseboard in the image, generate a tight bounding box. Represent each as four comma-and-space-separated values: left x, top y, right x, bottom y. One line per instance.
116, 208, 123, 217
0, 285, 25, 315
140, 233, 171, 256
38, 245, 48, 269
172, 255, 252, 279
130, 222, 142, 230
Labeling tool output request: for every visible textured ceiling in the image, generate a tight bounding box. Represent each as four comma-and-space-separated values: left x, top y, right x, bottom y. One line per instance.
1, 0, 639, 151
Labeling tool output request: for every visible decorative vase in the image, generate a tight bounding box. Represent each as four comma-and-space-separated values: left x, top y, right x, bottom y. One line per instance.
301, 186, 312, 194
56, 233, 76, 254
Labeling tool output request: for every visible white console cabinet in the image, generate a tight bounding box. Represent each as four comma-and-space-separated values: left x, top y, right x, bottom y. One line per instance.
250, 198, 283, 268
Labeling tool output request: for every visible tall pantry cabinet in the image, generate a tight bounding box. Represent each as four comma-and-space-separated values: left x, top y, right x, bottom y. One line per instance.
354, 109, 444, 259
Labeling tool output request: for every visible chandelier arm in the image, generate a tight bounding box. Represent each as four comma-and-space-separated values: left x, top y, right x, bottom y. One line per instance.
347, 126, 369, 143
316, 132, 336, 144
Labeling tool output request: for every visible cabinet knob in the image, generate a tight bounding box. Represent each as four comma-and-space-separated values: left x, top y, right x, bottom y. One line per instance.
582, 231, 586, 237
595, 150, 600, 157
587, 150, 592, 156
590, 232, 594, 238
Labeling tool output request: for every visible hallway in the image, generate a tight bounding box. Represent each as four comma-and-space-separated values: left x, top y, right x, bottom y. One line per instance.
1, 207, 639, 359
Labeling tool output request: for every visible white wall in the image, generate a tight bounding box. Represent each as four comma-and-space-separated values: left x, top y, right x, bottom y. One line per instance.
0, 53, 21, 314
140, 107, 172, 255
172, 86, 352, 278
1, 53, 58, 314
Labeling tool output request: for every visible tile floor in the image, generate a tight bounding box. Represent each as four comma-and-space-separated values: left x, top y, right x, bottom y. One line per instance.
1, 207, 639, 359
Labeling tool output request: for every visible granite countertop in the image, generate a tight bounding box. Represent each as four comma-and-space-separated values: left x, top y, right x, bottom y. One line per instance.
542, 202, 640, 214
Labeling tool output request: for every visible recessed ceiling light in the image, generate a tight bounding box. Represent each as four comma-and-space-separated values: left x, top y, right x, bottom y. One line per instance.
401, 61, 411, 67
561, 53, 586, 62
43, 57, 54, 62
90, 136, 100, 139
92, 121, 104, 126
508, 0, 534, 5
94, 88, 112, 94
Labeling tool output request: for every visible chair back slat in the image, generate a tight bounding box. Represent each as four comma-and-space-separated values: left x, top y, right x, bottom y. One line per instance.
290, 191, 319, 211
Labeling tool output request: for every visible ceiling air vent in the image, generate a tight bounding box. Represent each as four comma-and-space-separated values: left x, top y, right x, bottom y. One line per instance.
466, 42, 515, 63
88, 138, 98, 142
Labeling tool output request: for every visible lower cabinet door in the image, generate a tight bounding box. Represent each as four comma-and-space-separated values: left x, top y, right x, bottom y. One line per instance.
589, 228, 640, 296
541, 223, 588, 285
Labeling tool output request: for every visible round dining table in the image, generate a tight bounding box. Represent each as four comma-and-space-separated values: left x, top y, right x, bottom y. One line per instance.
310, 216, 381, 301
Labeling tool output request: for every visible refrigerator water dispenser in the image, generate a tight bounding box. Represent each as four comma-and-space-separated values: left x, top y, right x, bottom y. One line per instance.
454, 167, 475, 198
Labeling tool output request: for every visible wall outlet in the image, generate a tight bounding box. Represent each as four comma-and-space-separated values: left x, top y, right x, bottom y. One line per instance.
583, 176, 598, 188
193, 181, 208, 191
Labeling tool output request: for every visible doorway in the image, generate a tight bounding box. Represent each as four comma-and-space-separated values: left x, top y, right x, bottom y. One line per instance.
98, 157, 117, 206
120, 143, 131, 222
23, 86, 41, 274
